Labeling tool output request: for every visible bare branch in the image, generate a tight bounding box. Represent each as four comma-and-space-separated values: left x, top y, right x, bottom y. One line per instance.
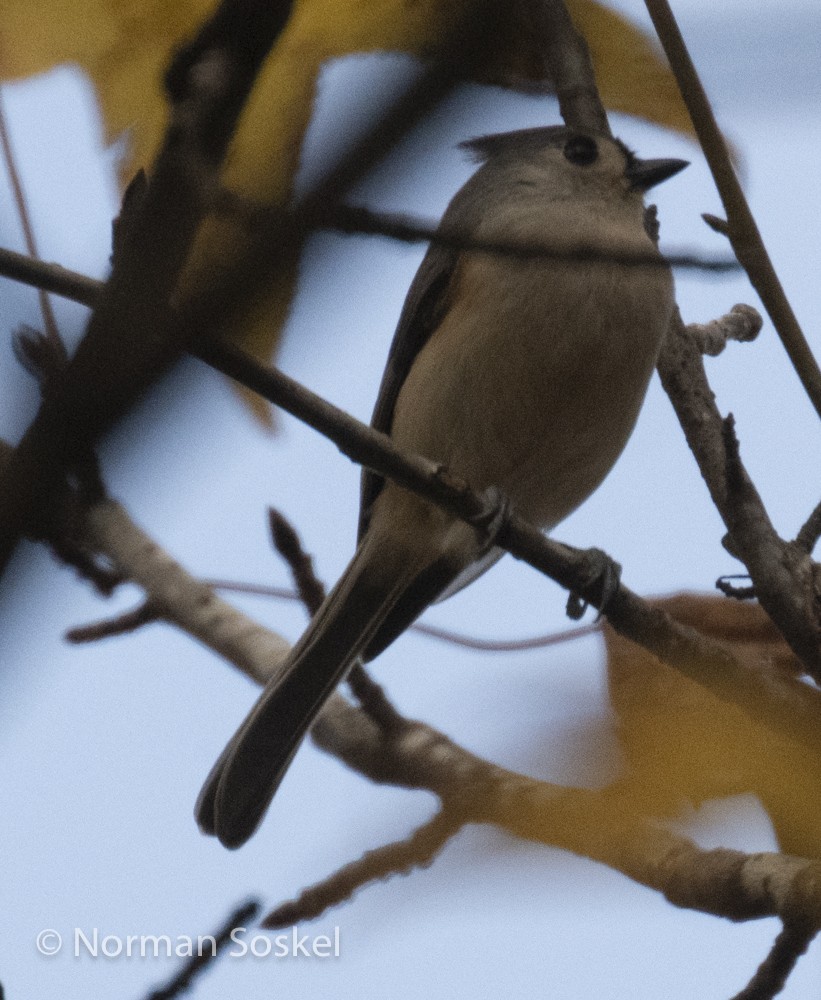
687, 304, 762, 357
66, 601, 158, 643
795, 501, 821, 556
309, 693, 821, 950
142, 898, 261, 1000
657, 312, 821, 681
0, 0, 297, 580
56, 486, 821, 986
731, 921, 817, 1000
644, 0, 821, 422
262, 808, 464, 929
4, 247, 820, 754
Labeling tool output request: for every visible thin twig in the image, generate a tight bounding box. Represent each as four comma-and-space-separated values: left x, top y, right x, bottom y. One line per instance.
142, 898, 261, 1000
326, 203, 738, 272
795, 500, 821, 555
731, 921, 817, 1000
216, 199, 740, 273
204, 577, 605, 652
66, 601, 158, 643
410, 618, 600, 652
0, 92, 66, 360
268, 506, 405, 732
262, 808, 464, 929
687, 304, 761, 356
644, 0, 821, 422
268, 508, 325, 615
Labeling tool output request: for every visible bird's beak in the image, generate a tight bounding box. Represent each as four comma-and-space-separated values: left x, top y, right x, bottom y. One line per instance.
625, 157, 689, 192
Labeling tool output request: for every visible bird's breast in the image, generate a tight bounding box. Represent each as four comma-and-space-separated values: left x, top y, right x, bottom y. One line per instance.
391, 227, 674, 530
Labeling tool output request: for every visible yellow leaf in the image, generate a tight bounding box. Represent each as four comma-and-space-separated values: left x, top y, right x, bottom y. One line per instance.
605, 594, 821, 860
1, 0, 691, 424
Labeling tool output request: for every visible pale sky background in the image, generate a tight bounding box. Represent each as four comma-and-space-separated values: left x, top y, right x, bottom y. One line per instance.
1, 1, 820, 998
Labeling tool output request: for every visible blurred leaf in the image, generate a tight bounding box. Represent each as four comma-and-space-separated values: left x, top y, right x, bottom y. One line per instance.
1, 0, 690, 423
605, 594, 821, 859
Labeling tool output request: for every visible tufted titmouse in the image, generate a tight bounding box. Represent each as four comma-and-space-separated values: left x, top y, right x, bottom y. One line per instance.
197, 125, 687, 848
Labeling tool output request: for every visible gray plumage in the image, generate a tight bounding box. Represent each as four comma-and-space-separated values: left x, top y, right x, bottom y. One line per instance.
196, 126, 686, 848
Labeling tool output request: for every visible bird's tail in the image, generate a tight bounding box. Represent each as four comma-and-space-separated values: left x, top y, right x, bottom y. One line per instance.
195, 529, 438, 848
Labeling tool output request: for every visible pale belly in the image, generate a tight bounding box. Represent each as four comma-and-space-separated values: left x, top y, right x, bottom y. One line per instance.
390, 253, 673, 531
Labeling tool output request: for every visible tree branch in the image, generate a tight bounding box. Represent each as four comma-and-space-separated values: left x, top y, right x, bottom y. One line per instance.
0, 0, 297, 580
142, 898, 261, 1000
643, 0, 821, 422
82, 499, 290, 688
2, 245, 820, 755
262, 808, 464, 929
59, 490, 821, 995
657, 312, 821, 681
0, 0, 510, 584
731, 920, 817, 1000
534, 0, 611, 135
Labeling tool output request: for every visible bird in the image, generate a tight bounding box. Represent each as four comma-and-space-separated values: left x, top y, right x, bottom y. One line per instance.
196, 124, 687, 848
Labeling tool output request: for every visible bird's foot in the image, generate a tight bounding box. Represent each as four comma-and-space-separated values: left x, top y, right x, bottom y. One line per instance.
470, 486, 513, 556
566, 547, 622, 621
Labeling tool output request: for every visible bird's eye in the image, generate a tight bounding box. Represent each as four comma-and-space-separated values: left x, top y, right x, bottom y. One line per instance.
563, 136, 598, 166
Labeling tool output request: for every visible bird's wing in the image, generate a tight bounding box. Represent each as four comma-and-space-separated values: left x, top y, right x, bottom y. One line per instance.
357, 244, 458, 541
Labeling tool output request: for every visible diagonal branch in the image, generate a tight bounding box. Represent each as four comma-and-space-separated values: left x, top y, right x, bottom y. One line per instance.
262, 807, 465, 929
1, 244, 820, 754
0, 0, 507, 585
0, 0, 297, 580
731, 921, 817, 1000
657, 313, 821, 680
643, 0, 821, 422
0, 94, 65, 359
62, 489, 821, 978
142, 898, 262, 1000
535, 0, 612, 135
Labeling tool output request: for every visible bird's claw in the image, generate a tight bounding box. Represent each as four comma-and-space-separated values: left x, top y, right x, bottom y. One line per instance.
566, 547, 622, 621
470, 486, 513, 556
